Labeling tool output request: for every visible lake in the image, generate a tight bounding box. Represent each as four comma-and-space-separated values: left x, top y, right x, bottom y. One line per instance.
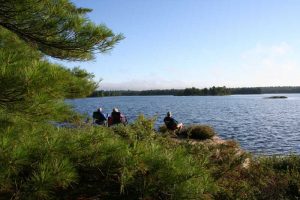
66, 94, 300, 155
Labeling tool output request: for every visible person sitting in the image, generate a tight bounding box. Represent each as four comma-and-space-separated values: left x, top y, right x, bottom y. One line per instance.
108, 108, 127, 127
164, 111, 183, 131
92, 108, 107, 125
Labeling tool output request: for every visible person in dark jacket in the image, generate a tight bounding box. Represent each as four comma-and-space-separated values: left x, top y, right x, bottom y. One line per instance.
164, 111, 183, 131
93, 108, 107, 125
108, 108, 127, 127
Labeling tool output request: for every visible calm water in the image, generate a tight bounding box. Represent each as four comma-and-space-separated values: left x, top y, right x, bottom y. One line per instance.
66, 94, 300, 155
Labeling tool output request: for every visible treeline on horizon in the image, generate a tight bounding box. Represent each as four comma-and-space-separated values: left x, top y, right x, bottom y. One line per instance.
89, 86, 300, 97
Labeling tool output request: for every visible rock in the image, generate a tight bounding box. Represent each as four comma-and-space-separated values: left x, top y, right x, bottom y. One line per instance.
265, 96, 288, 99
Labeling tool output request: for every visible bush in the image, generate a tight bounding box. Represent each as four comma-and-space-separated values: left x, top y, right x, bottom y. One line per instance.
158, 124, 216, 140
258, 155, 300, 199
158, 125, 169, 133
3, 115, 300, 200
112, 115, 157, 141
179, 125, 216, 140
158, 125, 177, 136
0, 117, 216, 199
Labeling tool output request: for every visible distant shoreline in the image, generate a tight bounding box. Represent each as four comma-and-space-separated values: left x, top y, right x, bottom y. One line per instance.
89, 86, 300, 97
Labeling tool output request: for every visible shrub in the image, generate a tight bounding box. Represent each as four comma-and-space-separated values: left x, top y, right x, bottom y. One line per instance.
179, 125, 216, 140
3, 114, 300, 200
112, 115, 157, 141
258, 155, 300, 199
158, 125, 168, 133
158, 125, 176, 136
0, 117, 217, 199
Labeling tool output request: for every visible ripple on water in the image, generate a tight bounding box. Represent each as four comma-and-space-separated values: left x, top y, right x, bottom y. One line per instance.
66, 94, 300, 155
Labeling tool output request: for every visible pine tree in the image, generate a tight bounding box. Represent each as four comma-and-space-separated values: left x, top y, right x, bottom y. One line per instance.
0, 27, 98, 122
0, 0, 124, 61
0, 0, 123, 122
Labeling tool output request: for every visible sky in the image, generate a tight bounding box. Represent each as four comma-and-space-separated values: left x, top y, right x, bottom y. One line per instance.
54, 0, 300, 90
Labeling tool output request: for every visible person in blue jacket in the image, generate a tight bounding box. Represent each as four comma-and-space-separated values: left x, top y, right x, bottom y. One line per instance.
93, 108, 107, 125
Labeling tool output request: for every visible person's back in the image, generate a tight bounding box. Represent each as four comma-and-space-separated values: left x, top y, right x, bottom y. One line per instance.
93, 108, 106, 125
111, 111, 122, 124
164, 116, 178, 130
164, 111, 183, 131
108, 108, 127, 126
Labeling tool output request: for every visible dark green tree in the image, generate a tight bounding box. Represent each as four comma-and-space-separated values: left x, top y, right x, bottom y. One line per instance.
203, 88, 209, 95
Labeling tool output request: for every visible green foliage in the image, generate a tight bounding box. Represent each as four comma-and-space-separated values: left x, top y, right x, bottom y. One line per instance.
159, 124, 216, 140
64, 67, 98, 98
1, 114, 300, 199
181, 137, 300, 199
0, 28, 97, 122
212, 157, 298, 200
202, 146, 300, 200
178, 86, 231, 96
231, 87, 262, 94
0, 117, 216, 199
0, 0, 124, 60
158, 124, 170, 134
258, 156, 300, 199
179, 125, 216, 140
196, 126, 216, 139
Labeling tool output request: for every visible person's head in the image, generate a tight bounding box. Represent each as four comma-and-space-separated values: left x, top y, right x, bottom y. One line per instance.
167, 111, 172, 117
113, 108, 119, 113
97, 108, 102, 112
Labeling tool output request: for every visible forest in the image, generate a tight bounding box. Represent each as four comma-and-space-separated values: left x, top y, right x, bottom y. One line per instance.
90, 86, 300, 97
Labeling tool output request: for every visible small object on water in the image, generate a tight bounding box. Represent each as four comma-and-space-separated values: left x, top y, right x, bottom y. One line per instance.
265, 96, 288, 99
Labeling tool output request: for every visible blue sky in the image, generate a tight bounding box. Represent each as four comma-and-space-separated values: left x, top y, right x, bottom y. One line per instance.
55, 0, 300, 90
